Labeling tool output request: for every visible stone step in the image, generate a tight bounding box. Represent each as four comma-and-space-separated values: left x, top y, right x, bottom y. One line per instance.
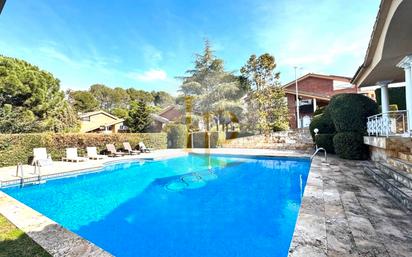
364, 166, 412, 211
398, 151, 412, 162
387, 157, 412, 174
376, 162, 412, 190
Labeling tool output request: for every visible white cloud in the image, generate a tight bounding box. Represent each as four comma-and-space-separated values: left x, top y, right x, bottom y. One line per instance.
128, 69, 168, 82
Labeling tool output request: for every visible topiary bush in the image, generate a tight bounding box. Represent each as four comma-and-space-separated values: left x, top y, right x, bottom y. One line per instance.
164, 124, 188, 148
309, 111, 335, 141
328, 93, 378, 133
315, 134, 335, 154
333, 132, 368, 160
0, 132, 167, 167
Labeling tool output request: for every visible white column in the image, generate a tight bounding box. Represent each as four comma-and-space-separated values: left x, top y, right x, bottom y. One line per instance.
377, 81, 390, 114
397, 55, 412, 133
313, 98, 317, 112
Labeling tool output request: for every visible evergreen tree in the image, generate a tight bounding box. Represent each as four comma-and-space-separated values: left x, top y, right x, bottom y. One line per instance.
178, 40, 245, 131
241, 53, 288, 134
0, 55, 79, 133
68, 90, 100, 113
125, 101, 153, 132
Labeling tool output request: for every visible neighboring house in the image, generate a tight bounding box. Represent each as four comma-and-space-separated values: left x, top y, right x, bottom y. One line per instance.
282, 73, 359, 129
150, 105, 182, 132
79, 110, 124, 133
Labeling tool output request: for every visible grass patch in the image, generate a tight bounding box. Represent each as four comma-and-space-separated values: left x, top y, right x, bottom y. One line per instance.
0, 214, 51, 257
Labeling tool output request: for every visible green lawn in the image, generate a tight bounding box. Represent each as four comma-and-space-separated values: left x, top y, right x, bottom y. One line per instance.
0, 214, 51, 257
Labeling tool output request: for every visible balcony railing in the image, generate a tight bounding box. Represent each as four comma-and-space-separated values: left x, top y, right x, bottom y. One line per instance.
367, 110, 409, 137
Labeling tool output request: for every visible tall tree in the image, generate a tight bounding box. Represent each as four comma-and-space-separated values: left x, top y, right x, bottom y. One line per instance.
178, 40, 244, 131
0, 55, 79, 132
241, 53, 288, 133
126, 88, 154, 104
90, 84, 114, 110
125, 101, 153, 132
68, 90, 100, 113
152, 91, 175, 107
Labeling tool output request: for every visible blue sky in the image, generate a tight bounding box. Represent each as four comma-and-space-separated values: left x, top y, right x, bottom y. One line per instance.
0, 0, 380, 94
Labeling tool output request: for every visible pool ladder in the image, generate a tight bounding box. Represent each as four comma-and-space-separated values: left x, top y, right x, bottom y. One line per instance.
15, 162, 42, 188
310, 145, 327, 162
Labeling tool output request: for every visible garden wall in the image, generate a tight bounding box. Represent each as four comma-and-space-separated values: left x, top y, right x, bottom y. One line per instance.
0, 133, 167, 167
188, 132, 226, 148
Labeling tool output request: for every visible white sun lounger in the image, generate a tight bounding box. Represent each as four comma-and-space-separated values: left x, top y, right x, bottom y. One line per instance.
106, 144, 126, 157
62, 148, 88, 162
32, 148, 53, 167
86, 147, 107, 160
138, 142, 152, 153
123, 142, 140, 155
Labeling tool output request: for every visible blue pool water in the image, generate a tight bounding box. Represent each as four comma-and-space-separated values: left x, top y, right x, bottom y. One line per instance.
3, 154, 310, 257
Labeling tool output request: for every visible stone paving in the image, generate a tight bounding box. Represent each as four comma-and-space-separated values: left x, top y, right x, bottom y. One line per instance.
289, 156, 412, 257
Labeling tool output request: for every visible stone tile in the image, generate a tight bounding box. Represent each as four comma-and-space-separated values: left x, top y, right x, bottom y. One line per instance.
290, 155, 412, 257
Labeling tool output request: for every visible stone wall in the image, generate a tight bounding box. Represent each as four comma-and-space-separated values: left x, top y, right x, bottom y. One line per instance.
364, 136, 412, 161
222, 129, 313, 151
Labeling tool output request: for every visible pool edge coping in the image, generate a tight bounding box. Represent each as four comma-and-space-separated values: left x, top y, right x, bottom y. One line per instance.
288, 157, 328, 257
0, 191, 113, 257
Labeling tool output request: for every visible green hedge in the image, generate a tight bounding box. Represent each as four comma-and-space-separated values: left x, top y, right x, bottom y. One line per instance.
375, 87, 406, 110
164, 124, 188, 148
315, 134, 335, 154
0, 132, 167, 167
333, 132, 368, 160
309, 112, 335, 141
189, 132, 226, 148
328, 93, 378, 133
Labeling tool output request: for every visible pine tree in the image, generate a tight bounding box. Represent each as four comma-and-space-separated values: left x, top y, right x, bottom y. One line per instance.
125, 101, 152, 132
178, 40, 245, 131
241, 53, 289, 134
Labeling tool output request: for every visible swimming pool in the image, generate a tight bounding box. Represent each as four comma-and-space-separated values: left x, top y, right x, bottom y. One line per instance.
3, 154, 310, 257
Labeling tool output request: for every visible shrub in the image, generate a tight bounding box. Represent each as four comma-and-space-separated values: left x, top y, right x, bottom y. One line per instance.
164, 124, 188, 148
0, 132, 167, 167
309, 111, 335, 141
333, 132, 368, 160
328, 93, 378, 133
314, 134, 335, 154
375, 87, 406, 110
189, 132, 226, 148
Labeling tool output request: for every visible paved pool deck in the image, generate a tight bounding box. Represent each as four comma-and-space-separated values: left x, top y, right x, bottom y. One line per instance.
0, 148, 411, 257
290, 155, 412, 257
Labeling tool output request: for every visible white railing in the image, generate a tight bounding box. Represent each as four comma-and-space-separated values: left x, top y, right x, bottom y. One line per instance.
367, 110, 409, 137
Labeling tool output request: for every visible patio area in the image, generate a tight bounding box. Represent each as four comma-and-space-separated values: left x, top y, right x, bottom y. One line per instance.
290, 155, 412, 257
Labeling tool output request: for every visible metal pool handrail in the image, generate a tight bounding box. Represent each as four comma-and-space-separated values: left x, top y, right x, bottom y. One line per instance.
311, 145, 327, 162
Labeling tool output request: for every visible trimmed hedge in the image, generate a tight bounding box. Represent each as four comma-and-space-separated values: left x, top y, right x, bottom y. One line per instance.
309, 112, 335, 141
164, 124, 188, 148
189, 132, 226, 148
0, 133, 167, 167
375, 87, 406, 110
333, 132, 368, 160
315, 134, 335, 154
328, 93, 378, 133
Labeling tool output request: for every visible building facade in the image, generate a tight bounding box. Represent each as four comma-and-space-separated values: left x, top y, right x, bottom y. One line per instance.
283, 73, 358, 129
79, 111, 124, 133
